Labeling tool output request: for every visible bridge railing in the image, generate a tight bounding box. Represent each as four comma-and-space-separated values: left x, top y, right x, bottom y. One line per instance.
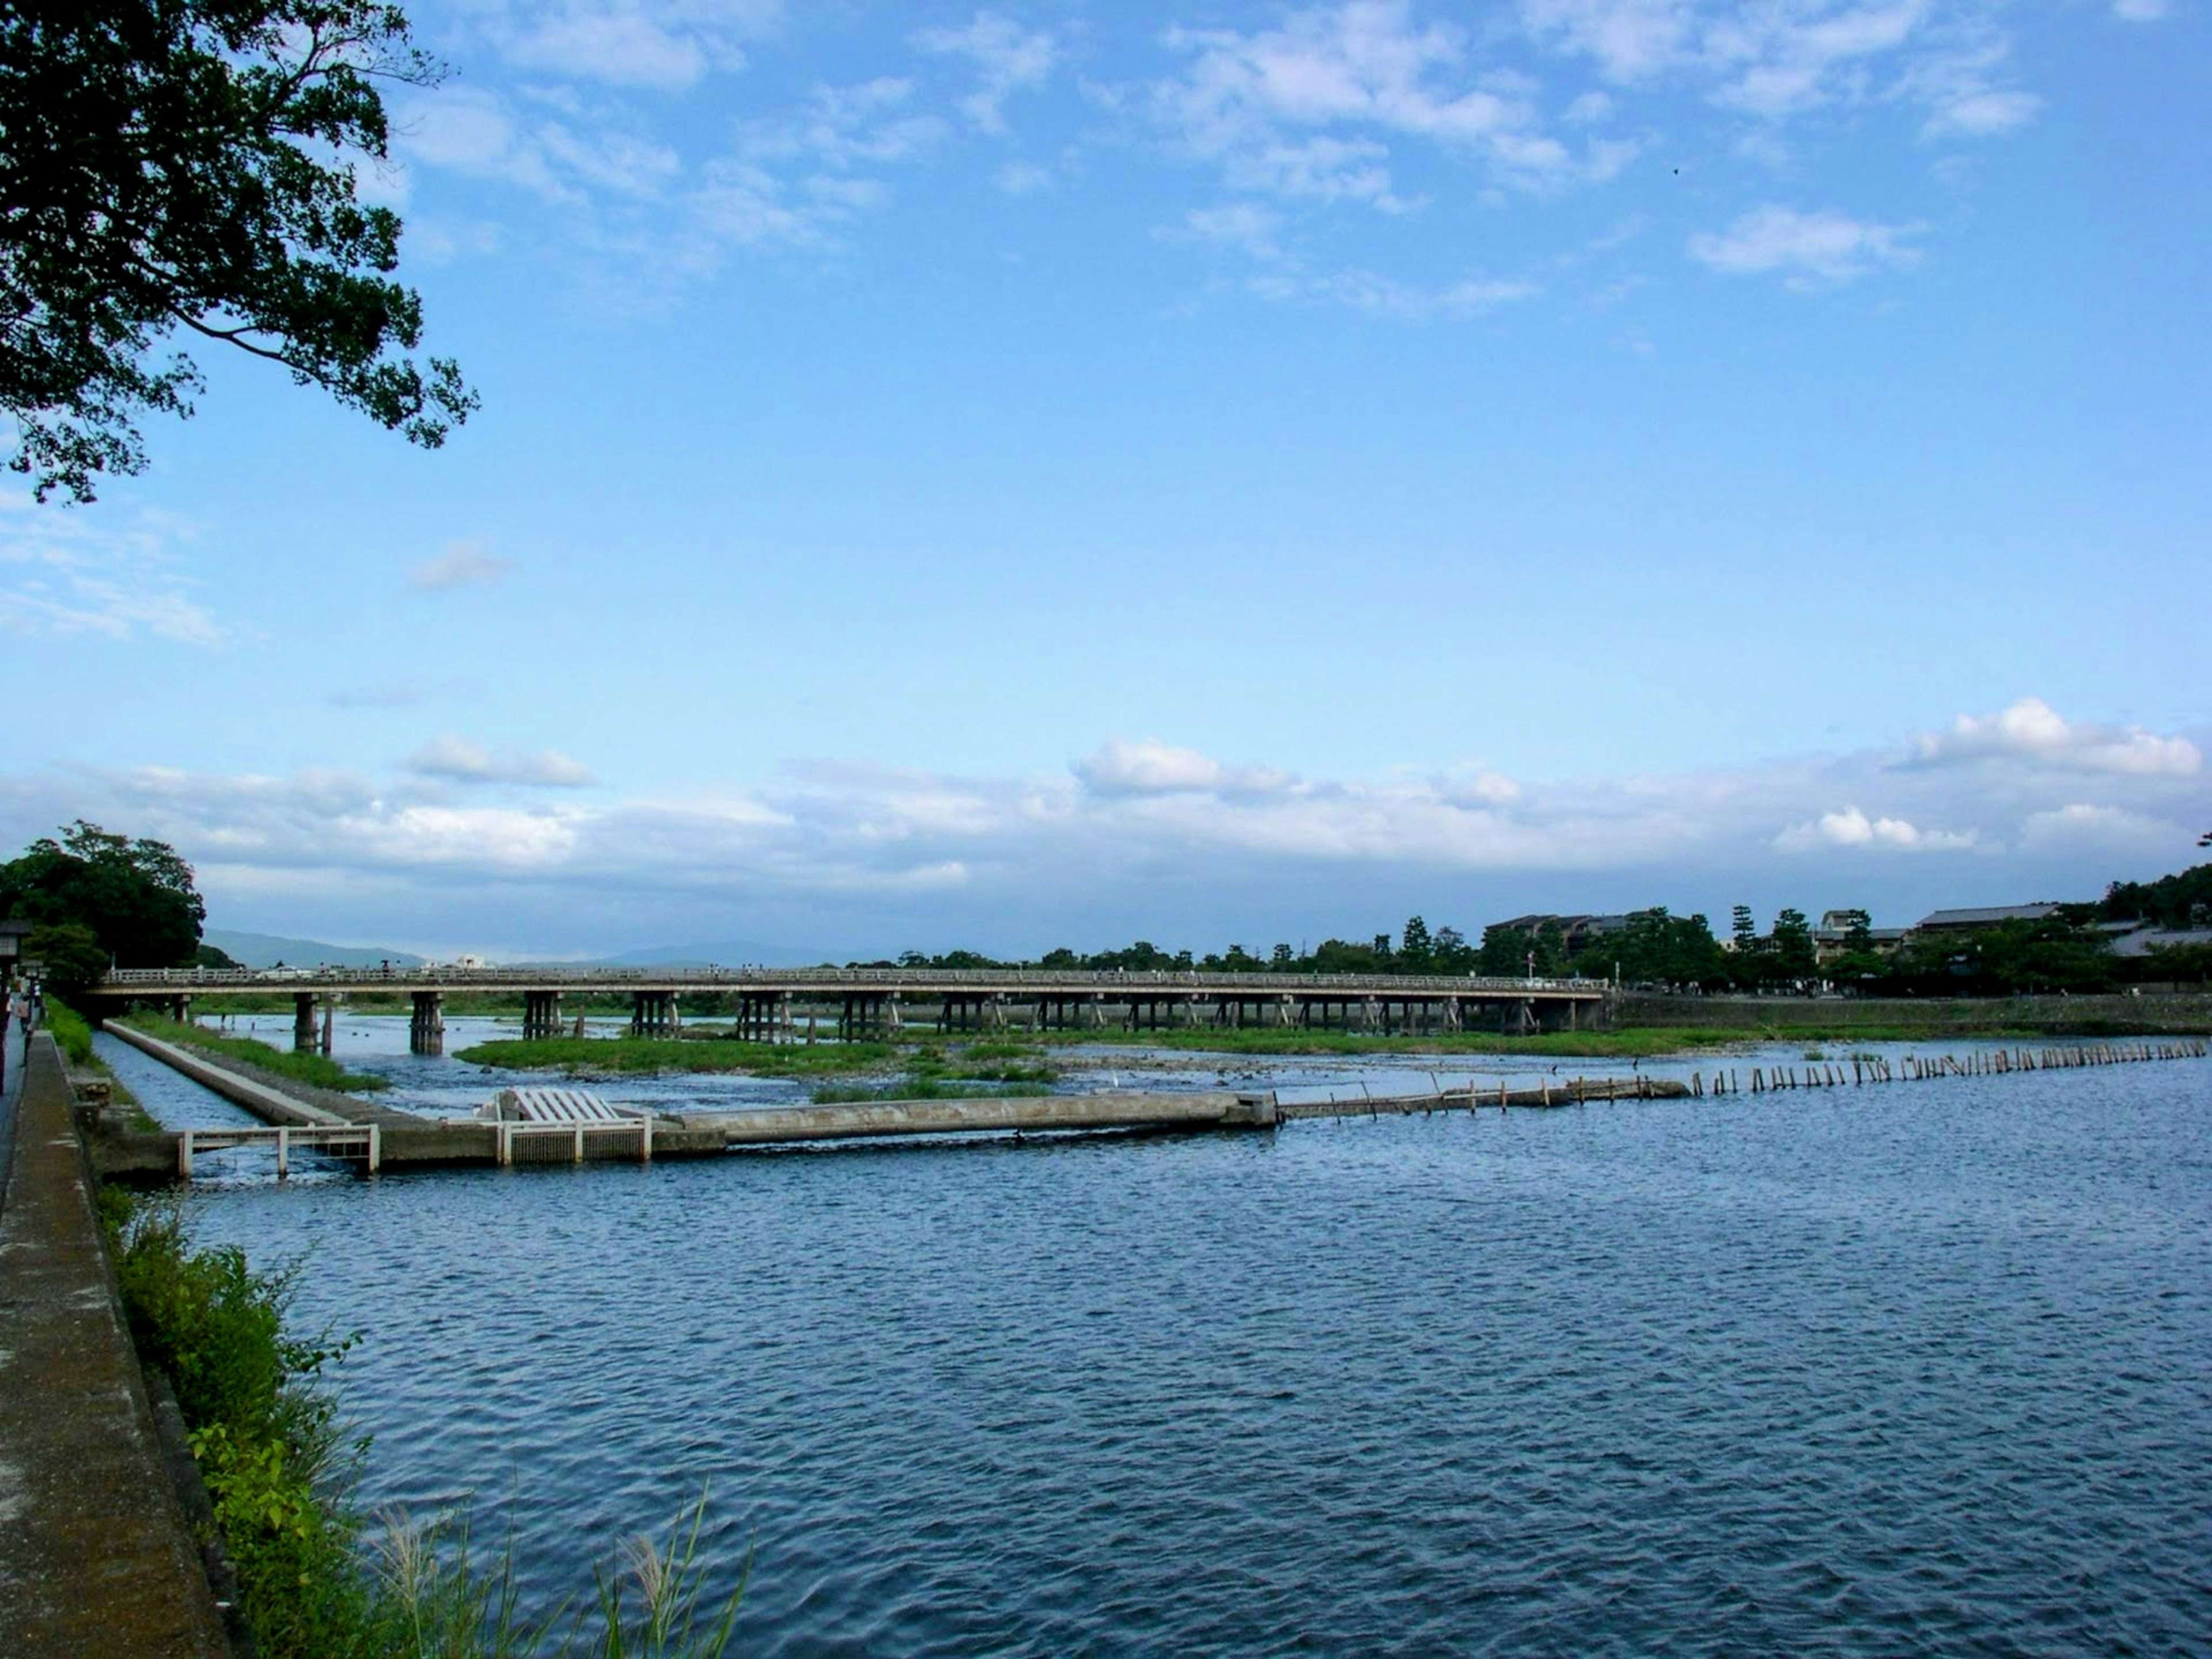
100, 965, 1609, 996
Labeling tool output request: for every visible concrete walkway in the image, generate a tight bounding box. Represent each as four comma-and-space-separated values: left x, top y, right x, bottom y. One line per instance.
0, 1035, 229, 1657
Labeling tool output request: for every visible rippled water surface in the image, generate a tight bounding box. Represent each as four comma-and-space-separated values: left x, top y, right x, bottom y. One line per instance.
107, 1029, 2212, 1655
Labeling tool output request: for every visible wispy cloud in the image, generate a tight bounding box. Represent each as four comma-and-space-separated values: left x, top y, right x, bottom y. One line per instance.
483, 0, 784, 90
915, 11, 1060, 135
328, 680, 437, 710
0, 498, 223, 645
1688, 203, 1920, 284
409, 541, 516, 592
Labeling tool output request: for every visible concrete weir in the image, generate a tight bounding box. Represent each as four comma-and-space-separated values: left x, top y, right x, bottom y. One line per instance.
691, 1090, 1279, 1146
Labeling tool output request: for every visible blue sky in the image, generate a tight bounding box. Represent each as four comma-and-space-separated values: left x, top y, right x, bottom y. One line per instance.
3, 0, 2207, 960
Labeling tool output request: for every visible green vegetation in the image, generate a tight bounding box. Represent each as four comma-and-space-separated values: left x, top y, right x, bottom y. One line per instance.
43, 995, 97, 1064
103, 1189, 377, 1655
99, 1187, 743, 1657
0, 0, 474, 503
1, 820, 207, 997
125, 1012, 391, 1092
43, 995, 160, 1131
454, 1035, 897, 1078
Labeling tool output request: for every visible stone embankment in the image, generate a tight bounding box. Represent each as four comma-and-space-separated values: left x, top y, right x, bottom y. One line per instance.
0, 1036, 230, 1657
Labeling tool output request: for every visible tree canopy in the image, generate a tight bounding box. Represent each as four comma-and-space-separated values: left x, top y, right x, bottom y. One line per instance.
1, 820, 206, 981
0, 0, 474, 501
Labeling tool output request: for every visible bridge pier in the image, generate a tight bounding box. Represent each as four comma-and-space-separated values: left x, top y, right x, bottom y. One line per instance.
524, 990, 563, 1040
630, 991, 676, 1038
410, 991, 445, 1055
294, 993, 316, 1052
320, 995, 337, 1055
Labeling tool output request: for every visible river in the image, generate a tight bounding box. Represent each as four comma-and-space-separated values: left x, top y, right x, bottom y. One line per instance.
97, 1020, 2212, 1656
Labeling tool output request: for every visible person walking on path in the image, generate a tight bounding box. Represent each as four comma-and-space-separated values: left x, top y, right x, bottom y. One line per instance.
9, 984, 29, 1070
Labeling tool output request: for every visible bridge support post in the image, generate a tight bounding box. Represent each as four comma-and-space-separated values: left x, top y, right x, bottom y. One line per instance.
1444, 998, 1463, 1033
884, 994, 902, 1036
319, 995, 337, 1055
411, 991, 445, 1055
294, 993, 316, 1052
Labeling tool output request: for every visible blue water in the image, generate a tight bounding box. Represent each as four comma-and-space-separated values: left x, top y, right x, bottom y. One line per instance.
102, 1030, 2212, 1654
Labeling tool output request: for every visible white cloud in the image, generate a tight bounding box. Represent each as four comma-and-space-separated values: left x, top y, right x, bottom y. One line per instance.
2018, 802, 2180, 853
1249, 267, 1539, 318
1520, 0, 1696, 83
490, 0, 783, 90
1688, 204, 1920, 284
1153, 1, 1569, 209
409, 541, 515, 592
1774, 805, 1979, 853
1075, 738, 1296, 797
9, 693, 2206, 951
0, 498, 223, 645
1911, 697, 2202, 777
2111, 0, 2170, 20
915, 12, 1059, 135
1164, 201, 1286, 259
995, 160, 1054, 195
398, 88, 679, 205
404, 737, 598, 790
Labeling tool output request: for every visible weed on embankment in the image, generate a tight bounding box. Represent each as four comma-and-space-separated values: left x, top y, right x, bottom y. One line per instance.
123, 1012, 392, 1092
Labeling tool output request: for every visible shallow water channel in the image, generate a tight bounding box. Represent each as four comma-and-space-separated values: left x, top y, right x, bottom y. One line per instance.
100, 1020, 2212, 1656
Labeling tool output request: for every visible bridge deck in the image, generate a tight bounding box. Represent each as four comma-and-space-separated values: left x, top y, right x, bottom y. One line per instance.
93, 966, 1609, 1000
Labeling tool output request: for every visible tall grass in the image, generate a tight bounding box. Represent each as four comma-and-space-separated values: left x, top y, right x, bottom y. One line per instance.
44, 995, 97, 1063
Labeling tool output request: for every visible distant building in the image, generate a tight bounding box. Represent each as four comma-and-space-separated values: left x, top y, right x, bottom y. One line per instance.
2109, 926, 2212, 959
1913, 904, 2063, 934
1491, 914, 1630, 953
1810, 908, 1907, 965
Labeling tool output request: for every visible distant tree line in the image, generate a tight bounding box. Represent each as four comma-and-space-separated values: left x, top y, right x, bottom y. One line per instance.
869, 862, 2212, 998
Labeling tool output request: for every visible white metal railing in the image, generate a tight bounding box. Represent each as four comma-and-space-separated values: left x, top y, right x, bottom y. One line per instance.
493, 1115, 653, 1166
101, 965, 1608, 996
177, 1124, 379, 1180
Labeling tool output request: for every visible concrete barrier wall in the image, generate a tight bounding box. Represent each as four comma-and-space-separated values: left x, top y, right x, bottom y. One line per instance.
0, 1036, 229, 1657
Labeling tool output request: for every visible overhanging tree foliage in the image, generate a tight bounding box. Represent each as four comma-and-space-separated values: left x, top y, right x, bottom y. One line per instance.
0, 0, 475, 502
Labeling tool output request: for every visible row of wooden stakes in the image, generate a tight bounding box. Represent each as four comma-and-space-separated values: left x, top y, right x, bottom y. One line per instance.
1697, 1039, 2210, 1096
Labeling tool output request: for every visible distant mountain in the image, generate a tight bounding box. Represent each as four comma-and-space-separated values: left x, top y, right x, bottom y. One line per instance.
598, 940, 819, 969
204, 930, 428, 970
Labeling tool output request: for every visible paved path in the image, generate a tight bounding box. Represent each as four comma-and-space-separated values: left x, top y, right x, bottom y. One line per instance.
0, 1035, 229, 1656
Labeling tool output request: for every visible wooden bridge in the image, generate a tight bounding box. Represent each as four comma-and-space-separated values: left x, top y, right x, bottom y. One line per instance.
89, 965, 1614, 1055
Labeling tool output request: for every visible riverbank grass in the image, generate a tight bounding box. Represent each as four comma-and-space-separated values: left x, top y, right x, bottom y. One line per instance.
455, 1034, 900, 1078
122, 1012, 392, 1092
99, 1187, 747, 1658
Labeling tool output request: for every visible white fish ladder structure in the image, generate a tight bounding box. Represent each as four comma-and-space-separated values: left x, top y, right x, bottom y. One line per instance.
477, 1088, 656, 1165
